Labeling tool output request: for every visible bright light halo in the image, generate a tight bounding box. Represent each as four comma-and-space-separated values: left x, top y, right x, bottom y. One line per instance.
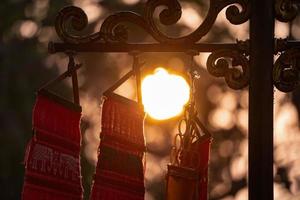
141, 68, 190, 120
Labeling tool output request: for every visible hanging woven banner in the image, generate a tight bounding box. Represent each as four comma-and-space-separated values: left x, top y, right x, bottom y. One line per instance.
22, 54, 83, 200
189, 135, 211, 200
167, 131, 211, 200
90, 93, 146, 200
22, 89, 83, 200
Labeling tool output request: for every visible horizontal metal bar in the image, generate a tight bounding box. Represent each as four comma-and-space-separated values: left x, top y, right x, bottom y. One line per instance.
48, 42, 243, 53
285, 40, 300, 49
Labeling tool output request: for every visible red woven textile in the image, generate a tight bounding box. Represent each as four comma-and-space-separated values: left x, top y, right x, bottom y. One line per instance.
190, 137, 211, 200
90, 93, 145, 200
167, 135, 211, 200
22, 89, 83, 200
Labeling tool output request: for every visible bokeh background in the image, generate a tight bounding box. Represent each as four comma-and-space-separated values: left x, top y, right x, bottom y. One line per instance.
1, 0, 300, 199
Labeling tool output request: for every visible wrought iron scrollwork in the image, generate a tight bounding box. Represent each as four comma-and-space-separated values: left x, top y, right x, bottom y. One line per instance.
53, 1, 251, 90
206, 49, 249, 90
275, 0, 299, 22
274, 48, 300, 92
55, 6, 104, 44
225, 0, 251, 25
141, 0, 250, 44
54, 0, 250, 44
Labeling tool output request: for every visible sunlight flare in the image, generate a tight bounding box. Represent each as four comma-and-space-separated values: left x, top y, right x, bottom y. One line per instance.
141, 68, 190, 120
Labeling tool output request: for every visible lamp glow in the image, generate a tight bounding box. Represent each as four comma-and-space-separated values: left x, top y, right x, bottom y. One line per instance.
141, 68, 190, 120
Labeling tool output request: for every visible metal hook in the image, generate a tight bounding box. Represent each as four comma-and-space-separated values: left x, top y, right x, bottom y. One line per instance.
171, 51, 208, 167
102, 51, 145, 107
66, 51, 81, 105
38, 51, 82, 106
130, 51, 145, 106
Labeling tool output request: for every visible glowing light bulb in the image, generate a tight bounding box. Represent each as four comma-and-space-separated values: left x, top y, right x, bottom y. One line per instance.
141, 68, 190, 120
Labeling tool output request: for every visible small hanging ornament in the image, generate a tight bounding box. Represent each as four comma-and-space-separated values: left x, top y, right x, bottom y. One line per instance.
90, 53, 146, 200
166, 53, 212, 200
22, 53, 84, 200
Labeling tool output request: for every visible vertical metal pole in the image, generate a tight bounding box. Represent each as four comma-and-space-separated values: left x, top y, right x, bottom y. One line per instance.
249, 0, 274, 199
133, 55, 142, 105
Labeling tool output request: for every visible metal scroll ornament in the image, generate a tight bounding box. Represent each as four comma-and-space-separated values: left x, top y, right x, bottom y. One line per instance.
274, 48, 300, 92
275, 0, 299, 22
55, 6, 103, 44
54, 0, 250, 45
207, 49, 250, 89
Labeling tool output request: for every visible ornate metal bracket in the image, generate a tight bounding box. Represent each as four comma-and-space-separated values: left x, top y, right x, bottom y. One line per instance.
54, 0, 250, 44
274, 48, 300, 92
273, 0, 300, 92
50, 0, 251, 90
274, 39, 300, 92
207, 47, 249, 90
275, 0, 299, 22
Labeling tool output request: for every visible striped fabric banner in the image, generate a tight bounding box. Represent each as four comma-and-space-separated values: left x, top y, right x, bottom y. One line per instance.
90, 93, 145, 200
22, 89, 83, 200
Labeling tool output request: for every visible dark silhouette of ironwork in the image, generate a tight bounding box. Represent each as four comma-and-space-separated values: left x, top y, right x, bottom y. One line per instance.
48, 0, 300, 199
